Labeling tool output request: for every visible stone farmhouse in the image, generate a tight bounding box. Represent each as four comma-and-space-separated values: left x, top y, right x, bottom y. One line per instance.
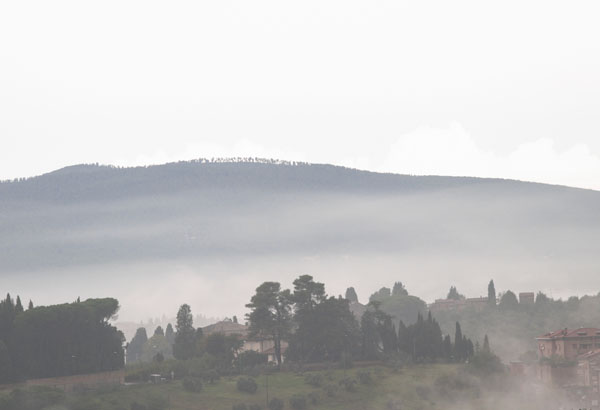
202, 320, 288, 363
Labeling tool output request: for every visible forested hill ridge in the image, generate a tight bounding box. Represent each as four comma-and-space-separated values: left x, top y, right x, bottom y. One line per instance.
1, 158, 578, 203
1, 159, 599, 310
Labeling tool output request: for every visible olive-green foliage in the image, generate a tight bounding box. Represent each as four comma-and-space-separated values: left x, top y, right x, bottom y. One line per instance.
140, 335, 172, 363
0, 297, 124, 382
237, 350, 267, 371
357, 370, 373, 385
322, 382, 339, 397
127, 328, 148, 364
303, 373, 323, 387
466, 351, 505, 376
3, 386, 66, 410
338, 377, 358, 392
268, 397, 284, 410
433, 372, 480, 402
289, 394, 307, 410
435, 292, 600, 360
173, 304, 196, 361
182, 376, 203, 393
307, 391, 319, 406
369, 287, 427, 326
236, 377, 258, 394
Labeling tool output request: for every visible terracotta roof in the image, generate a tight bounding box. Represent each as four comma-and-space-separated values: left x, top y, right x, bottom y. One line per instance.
203, 321, 249, 336
537, 327, 600, 339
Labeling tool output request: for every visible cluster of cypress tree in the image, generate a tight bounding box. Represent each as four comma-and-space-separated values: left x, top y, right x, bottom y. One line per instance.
0, 293, 125, 384
361, 302, 475, 362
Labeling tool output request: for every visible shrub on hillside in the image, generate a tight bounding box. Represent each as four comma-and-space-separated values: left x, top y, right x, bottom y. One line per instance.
339, 377, 358, 392
203, 369, 220, 384
237, 377, 258, 394
268, 397, 284, 410
237, 350, 268, 369
289, 394, 307, 410
9, 386, 66, 410
357, 370, 373, 385
467, 351, 505, 376
307, 391, 320, 405
183, 376, 203, 393
433, 372, 480, 402
323, 383, 339, 397
303, 373, 323, 387
0, 395, 12, 410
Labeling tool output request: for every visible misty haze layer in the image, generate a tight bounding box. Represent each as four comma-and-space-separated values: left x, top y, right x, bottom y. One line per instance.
1, 161, 599, 320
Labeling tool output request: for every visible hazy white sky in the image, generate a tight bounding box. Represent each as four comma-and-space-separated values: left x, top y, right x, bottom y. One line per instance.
1, 0, 599, 189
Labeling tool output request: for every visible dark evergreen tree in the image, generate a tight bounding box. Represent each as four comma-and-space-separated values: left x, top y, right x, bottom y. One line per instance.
127, 327, 148, 363
15, 296, 23, 314
535, 292, 550, 304
27, 300, 33, 310
173, 304, 196, 360
454, 322, 464, 361
292, 275, 325, 317
9, 298, 124, 379
447, 286, 464, 300
0, 340, 13, 383
483, 334, 490, 353
488, 280, 496, 306
392, 282, 408, 297
443, 335, 452, 360
370, 287, 391, 301
165, 323, 175, 345
246, 282, 292, 366
345, 287, 359, 303
360, 310, 381, 360
397, 320, 410, 354
499, 290, 519, 309
154, 326, 164, 336
287, 296, 360, 363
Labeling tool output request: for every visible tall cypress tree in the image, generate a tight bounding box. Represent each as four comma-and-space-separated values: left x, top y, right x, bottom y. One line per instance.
488, 280, 496, 306
443, 335, 452, 360
15, 297, 23, 314
454, 322, 464, 361
165, 323, 175, 345
483, 334, 490, 353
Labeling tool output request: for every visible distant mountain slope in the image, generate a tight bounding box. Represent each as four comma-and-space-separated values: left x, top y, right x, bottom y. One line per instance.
0, 159, 598, 274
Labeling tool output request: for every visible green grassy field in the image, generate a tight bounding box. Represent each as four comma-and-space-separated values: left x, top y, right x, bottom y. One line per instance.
67, 364, 465, 410
3, 363, 566, 410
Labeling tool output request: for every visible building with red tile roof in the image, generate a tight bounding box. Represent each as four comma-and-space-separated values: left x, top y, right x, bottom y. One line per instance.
537, 328, 600, 360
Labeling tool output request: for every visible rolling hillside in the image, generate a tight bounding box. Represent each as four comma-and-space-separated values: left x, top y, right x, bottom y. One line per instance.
1, 159, 599, 321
